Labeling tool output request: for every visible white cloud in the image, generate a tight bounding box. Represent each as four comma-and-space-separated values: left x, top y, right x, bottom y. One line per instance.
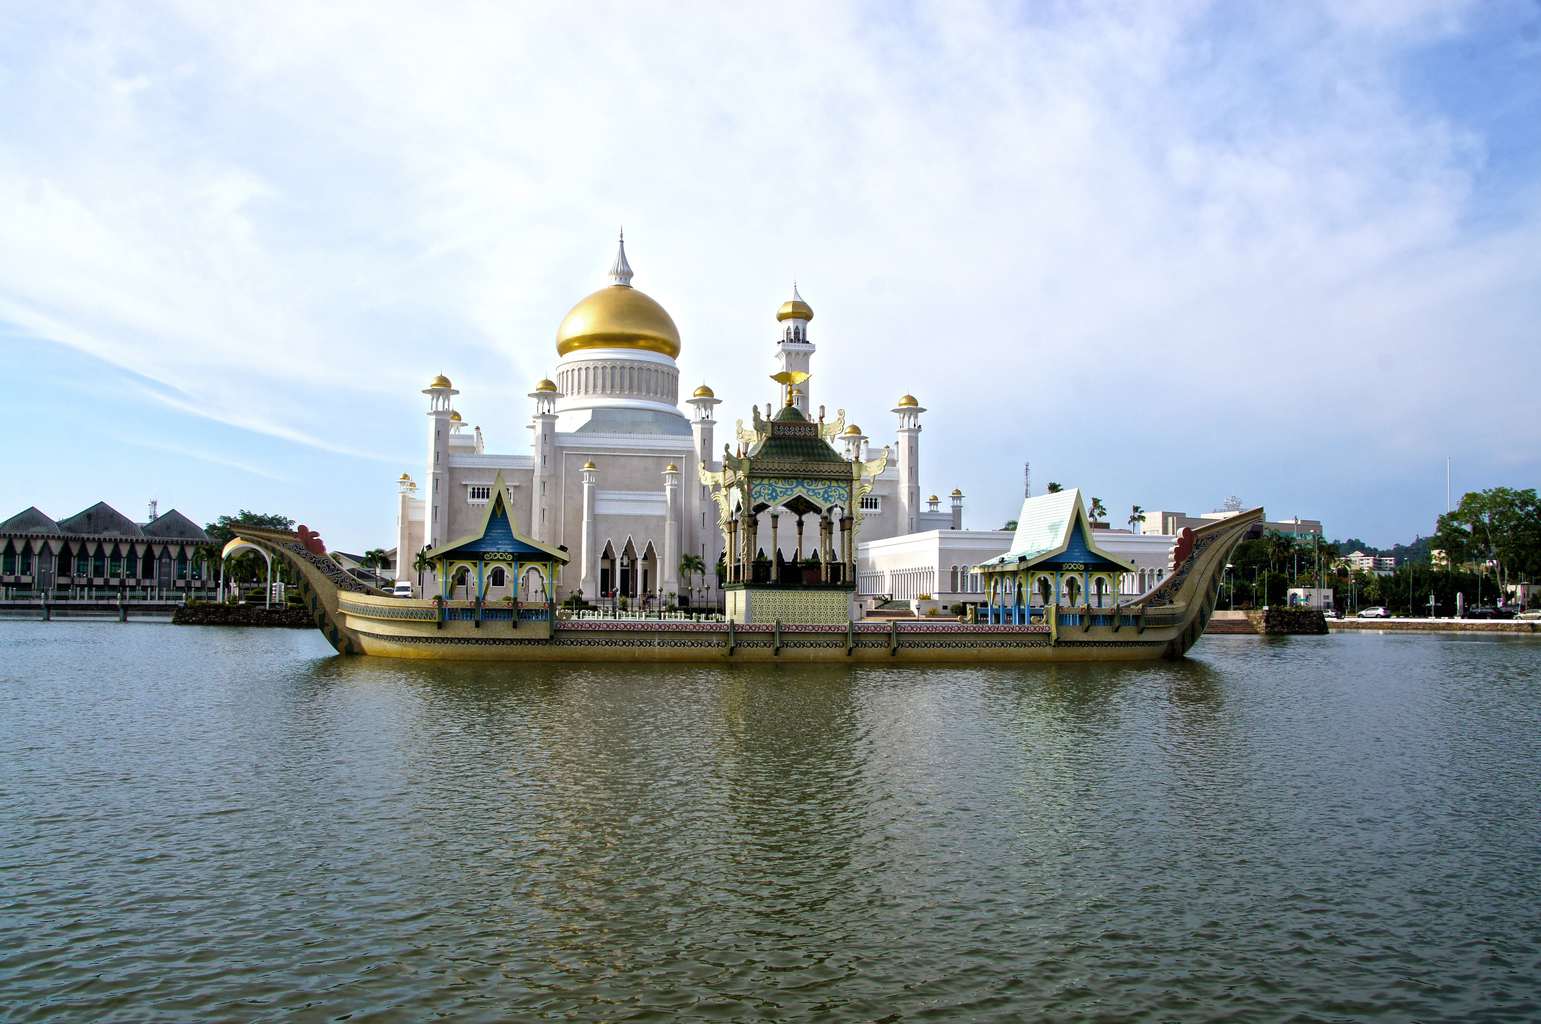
1, 0, 1537, 544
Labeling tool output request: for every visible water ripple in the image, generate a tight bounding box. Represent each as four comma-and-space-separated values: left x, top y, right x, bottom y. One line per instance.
1, 624, 1538, 1020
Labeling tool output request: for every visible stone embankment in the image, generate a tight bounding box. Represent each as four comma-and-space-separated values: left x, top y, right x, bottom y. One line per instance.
172, 604, 312, 628
1207, 609, 1328, 635
1329, 617, 1538, 635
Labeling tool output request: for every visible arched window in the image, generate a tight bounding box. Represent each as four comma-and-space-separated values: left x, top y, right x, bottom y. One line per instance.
490, 567, 506, 588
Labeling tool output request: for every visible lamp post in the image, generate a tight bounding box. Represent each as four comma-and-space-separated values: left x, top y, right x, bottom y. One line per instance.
1226, 563, 1235, 610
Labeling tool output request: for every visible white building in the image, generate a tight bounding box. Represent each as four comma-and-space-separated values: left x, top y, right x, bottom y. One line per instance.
857, 522, 1177, 607
394, 236, 963, 604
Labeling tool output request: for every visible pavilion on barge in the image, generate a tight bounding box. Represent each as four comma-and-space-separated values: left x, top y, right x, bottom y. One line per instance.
976, 488, 1137, 625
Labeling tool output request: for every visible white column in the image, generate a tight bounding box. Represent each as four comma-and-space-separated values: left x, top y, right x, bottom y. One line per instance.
579, 463, 598, 599
663, 464, 680, 599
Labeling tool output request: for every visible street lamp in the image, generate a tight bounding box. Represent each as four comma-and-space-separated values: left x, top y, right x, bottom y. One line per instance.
1226, 563, 1235, 610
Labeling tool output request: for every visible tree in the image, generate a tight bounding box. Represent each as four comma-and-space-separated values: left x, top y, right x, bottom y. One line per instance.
1128, 505, 1145, 534
1089, 497, 1107, 524
204, 510, 295, 545
1046, 482, 1063, 493
1435, 487, 1541, 600
679, 553, 705, 606
412, 547, 433, 596
362, 548, 389, 569
1002, 520, 1019, 531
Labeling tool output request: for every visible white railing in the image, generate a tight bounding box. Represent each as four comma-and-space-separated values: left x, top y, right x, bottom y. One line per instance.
562, 608, 727, 623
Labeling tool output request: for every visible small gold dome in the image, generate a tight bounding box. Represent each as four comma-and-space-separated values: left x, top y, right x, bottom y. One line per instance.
843, 424, 863, 436
929, 494, 939, 502
897, 394, 919, 408
776, 297, 814, 322
429, 373, 453, 389
535, 378, 557, 393
556, 285, 681, 359
692, 383, 715, 399
449, 410, 462, 422
950, 488, 963, 497
582, 460, 597, 471
665, 463, 679, 472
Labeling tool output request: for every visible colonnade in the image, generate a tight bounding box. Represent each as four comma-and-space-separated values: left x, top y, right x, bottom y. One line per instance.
723, 505, 855, 586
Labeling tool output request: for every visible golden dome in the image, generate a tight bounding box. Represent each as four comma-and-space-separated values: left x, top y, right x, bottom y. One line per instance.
897, 394, 919, 408
692, 383, 715, 399
950, 488, 963, 497
556, 285, 680, 359
449, 410, 462, 422
929, 494, 939, 503
843, 424, 863, 436
535, 378, 557, 393
665, 463, 679, 472
429, 373, 453, 389
581, 460, 597, 471
776, 298, 814, 322
398, 472, 411, 481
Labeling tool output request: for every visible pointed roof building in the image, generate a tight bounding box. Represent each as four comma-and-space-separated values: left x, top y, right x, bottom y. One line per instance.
56, 501, 143, 538
0, 506, 62, 535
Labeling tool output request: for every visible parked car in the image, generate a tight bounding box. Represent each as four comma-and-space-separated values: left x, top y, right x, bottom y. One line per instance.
392, 581, 414, 598
1517, 608, 1541, 621
1465, 607, 1514, 620
1357, 606, 1391, 619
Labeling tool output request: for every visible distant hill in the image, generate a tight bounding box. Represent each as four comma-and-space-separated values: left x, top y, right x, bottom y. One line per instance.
1332, 535, 1432, 563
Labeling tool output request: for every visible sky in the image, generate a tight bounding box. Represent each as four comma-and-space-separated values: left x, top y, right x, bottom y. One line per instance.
2, 0, 1538, 552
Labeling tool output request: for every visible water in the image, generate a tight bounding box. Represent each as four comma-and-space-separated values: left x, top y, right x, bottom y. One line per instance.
2, 624, 1538, 1021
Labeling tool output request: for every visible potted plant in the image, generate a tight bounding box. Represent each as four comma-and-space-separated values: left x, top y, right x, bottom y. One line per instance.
912, 593, 941, 617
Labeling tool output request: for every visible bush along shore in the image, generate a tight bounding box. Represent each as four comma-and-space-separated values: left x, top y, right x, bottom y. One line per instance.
172, 603, 312, 628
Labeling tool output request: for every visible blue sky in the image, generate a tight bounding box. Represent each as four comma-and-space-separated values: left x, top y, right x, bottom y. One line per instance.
2, 0, 1538, 551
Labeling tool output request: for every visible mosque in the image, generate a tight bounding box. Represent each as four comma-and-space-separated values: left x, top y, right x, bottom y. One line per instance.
392, 235, 964, 606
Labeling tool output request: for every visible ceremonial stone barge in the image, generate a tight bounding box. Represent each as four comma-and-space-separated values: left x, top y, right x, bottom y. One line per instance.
232, 383, 1261, 663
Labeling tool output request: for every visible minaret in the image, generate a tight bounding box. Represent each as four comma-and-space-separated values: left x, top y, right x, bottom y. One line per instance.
394, 472, 417, 583
663, 463, 680, 601
579, 461, 598, 599
422, 374, 458, 549
839, 423, 867, 461
950, 488, 964, 531
892, 393, 925, 535
775, 284, 816, 416
528, 378, 561, 543
687, 383, 722, 587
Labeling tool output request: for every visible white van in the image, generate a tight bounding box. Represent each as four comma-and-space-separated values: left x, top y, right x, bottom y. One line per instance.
392, 581, 414, 599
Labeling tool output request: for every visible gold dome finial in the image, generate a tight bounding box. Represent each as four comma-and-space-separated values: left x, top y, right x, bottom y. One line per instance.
582, 460, 597, 471
399, 472, 411, 481
777, 281, 814, 323
429, 373, 453, 389
535, 378, 557, 393
897, 393, 919, 408
692, 383, 715, 399
665, 463, 679, 473
950, 488, 964, 498
449, 410, 462, 422
843, 423, 863, 436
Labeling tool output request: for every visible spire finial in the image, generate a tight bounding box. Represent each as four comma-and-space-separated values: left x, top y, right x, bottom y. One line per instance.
609, 229, 633, 287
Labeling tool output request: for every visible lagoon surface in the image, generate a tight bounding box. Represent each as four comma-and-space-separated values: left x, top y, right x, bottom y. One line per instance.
3, 623, 1539, 1021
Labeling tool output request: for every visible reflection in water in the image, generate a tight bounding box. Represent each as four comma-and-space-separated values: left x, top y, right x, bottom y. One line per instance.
2, 624, 1539, 1021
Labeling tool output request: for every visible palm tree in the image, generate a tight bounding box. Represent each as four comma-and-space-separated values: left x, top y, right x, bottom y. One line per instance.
1089, 497, 1107, 524
412, 546, 432, 597
1128, 505, 1146, 534
1002, 520, 1018, 531
679, 553, 705, 606
1046, 482, 1063, 493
